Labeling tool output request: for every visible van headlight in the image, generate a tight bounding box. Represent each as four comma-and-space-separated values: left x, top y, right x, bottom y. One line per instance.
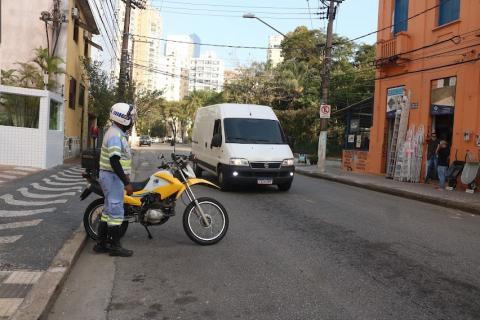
229, 158, 249, 166
282, 158, 294, 166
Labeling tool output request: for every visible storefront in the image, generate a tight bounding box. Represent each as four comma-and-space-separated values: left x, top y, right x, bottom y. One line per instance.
334, 97, 373, 172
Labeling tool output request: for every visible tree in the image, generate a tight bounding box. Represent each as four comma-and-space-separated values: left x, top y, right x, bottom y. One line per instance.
81, 58, 118, 128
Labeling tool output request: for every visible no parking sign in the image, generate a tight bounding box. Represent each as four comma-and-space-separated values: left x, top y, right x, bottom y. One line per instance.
320, 104, 331, 119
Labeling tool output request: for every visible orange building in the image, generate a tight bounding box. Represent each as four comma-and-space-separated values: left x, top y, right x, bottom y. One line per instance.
367, 0, 480, 177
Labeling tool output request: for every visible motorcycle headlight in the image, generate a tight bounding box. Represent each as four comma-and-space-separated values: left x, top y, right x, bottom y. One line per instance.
282, 158, 294, 166
229, 158, 249, 166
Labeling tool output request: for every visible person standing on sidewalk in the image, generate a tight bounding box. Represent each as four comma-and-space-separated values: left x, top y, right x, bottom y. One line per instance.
436, 140, 450, 190
425, 132, 439, 183
95, 103, 136, 257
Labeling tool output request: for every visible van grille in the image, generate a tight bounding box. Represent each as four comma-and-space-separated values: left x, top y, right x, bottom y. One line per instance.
250, 162, 281, 169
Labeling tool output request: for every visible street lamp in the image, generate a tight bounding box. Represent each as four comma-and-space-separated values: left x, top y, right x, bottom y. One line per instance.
242, 13, 286, 37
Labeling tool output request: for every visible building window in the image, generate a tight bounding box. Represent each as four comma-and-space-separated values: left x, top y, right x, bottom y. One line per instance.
73, 21, 79, 43
84, 42, 89, 57
69, 78, 77, 109
49, 100, 61, 130
393, 0, 409, 34
438, 0, 460, 26
78, 84, 85, 107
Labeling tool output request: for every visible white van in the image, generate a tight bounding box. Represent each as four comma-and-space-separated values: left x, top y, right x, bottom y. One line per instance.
191, 103, 295, 191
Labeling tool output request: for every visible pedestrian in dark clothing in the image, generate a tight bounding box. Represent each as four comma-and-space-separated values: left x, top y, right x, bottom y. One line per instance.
436, 140, 450, 189
425, 132, 439, 183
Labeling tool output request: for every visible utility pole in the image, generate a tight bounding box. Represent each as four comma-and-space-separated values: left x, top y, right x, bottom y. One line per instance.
317, 0, 338, 172
118, 0, 146, 100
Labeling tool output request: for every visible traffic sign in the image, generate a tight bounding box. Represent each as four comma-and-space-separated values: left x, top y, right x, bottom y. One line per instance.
320, 104, 331, 119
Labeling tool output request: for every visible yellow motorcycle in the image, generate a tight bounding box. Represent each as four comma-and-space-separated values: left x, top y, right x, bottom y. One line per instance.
80, 153, 229, 245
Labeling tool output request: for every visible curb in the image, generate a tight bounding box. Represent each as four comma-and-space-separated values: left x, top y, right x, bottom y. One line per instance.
296, 170, 480, 215
11, 223, 87, 320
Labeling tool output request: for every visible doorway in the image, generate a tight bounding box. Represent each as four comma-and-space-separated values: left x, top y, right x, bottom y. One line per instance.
432, 114, 453, 145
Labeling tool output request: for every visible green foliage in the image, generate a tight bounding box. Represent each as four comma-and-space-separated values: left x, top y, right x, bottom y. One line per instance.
81, 58, 118, 127
0, 47, 64, 128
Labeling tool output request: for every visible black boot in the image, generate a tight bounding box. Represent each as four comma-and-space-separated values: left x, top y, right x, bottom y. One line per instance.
93, 221, 110, 253
109, 226, 133, 257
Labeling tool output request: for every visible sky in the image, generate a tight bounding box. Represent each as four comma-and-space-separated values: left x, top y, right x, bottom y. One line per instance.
149, 0, 379, 68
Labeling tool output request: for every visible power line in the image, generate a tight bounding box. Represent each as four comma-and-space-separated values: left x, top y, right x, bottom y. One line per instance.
132, 34, 274, 50
91, 0, 119, 60
151, 0, 313, 10
152, 10, 320, 20
150, 4, 317, 15
306, 0, 314, 29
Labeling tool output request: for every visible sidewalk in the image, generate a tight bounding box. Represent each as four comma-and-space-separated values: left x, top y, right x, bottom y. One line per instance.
295, 160, 480, 215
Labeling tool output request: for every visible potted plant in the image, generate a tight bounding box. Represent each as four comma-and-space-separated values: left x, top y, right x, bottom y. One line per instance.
309, 154, 318, 165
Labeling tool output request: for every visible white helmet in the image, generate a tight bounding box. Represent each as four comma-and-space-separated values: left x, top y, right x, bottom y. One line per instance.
110, 103, 136, 126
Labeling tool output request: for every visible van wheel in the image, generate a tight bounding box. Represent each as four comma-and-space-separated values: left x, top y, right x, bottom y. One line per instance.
193, 162, 202, 177
217, 167, 230, 191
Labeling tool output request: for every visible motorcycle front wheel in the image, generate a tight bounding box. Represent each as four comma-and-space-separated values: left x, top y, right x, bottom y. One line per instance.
183, 197, 229, 245
83, 198, 129, 241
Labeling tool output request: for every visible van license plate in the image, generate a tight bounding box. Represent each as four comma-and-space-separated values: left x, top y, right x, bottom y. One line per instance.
257, 178, 273, 185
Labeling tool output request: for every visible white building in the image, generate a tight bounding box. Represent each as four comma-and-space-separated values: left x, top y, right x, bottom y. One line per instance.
188, 51, 225, 93
267, 35, 284, 67
160, 34, 198, 101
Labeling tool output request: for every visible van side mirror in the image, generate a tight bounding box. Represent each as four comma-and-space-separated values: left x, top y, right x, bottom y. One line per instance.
211, 134, 222, 148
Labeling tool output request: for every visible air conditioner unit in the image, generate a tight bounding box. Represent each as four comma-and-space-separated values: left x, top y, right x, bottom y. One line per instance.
72, 7, 80, 20
84, 30, 90, 39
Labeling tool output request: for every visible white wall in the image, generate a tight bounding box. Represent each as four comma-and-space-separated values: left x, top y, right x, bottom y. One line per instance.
0, 86, 64, 169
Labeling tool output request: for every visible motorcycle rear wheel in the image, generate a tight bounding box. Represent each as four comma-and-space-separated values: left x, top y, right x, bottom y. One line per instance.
183, 197, 229, 245
83, 198, 129, 241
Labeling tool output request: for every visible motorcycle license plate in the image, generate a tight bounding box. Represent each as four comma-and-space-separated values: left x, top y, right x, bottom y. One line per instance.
257, 178, 273, 185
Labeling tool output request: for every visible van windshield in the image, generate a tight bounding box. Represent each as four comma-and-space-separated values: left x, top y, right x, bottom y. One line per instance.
224, 118, 287, 144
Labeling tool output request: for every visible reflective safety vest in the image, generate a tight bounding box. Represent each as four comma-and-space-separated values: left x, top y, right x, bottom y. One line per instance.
99, 124, 132, 175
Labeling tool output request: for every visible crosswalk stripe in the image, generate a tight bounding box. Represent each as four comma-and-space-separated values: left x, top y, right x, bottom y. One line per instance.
42, 178, 86, 186
58, 172, 81, 178
31, 183, 82, 192
0, 235, 22, 244
0, 194, 67, 206
0, 219, 42, 231
4, 271, 43, 284
0, 174, 16, 179
17, 188, 75, 199
51, 175, 83, 182
5, 171, 29, 176
14, 167, 39, 172
64, 169, 82, 175
0, 298, 24, 317
0, 208, 56, 218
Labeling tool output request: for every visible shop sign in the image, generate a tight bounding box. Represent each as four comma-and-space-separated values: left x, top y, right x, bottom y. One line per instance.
350, 119, 360, 132
430, 77, 456, 115
386, 86, 405, 118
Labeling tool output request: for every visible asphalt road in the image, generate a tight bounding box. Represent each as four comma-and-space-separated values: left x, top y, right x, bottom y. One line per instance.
49, 144, 480, 320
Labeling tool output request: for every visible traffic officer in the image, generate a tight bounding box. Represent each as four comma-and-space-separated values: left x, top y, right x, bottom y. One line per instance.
94, 102, 135, 257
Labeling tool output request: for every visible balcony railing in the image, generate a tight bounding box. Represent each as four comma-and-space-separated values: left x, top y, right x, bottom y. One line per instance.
375, 32, 410, 67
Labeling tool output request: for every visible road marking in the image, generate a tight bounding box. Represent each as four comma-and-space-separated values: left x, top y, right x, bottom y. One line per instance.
0, 194, 67, 206
63, 169, 82, 174
42, 178, 86, 186
4, 271, 43, 284
0, 208, 56, 218
0, 180, 4, 183
0, 174, 16, 180
0, 219, 42, 231
58, 171, 81, 178
0, 235, 22, 244
17, 187, 75, 199
68, 167, 83, 172
5, 171, 29, 176
0, 298, 23, 317
14, 167, 38, 172
51, 174, 84, 182
31, 183, 82, 192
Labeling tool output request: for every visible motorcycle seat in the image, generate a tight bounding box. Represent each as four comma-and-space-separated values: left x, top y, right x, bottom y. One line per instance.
131, 178, 150, 192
